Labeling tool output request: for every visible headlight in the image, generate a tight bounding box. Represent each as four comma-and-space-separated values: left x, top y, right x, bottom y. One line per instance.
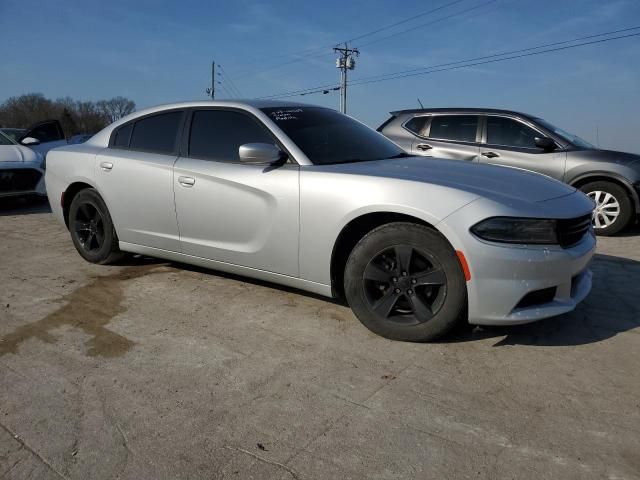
471, 217, 558, 244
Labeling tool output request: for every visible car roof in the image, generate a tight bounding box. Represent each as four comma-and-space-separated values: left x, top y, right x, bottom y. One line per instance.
134, 99, 317, 113
390, 108, 536, 119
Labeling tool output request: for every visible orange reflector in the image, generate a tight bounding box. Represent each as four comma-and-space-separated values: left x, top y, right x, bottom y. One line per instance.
60, 191, 65, 208
455, 250, 471, 282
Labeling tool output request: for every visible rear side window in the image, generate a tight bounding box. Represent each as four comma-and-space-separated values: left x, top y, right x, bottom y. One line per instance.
486, 116, 539, 149
404, 116, 429, 137
429, 115, 478, 142
129, 111, 183, 154
113, 123, 133, 148
188, 110, 273, 162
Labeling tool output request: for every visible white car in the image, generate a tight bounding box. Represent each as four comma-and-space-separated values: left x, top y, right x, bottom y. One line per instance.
0, 130, 46, 198
0, 120, 66, 198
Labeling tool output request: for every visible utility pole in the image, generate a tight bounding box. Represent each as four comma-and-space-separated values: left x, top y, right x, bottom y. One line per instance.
334, 44, 359, 114
206, 61, 215, 99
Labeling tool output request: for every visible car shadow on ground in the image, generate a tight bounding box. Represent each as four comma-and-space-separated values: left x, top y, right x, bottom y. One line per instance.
115, 251, 639, 347
443, 253, 640, 347
0, 196, 51, 216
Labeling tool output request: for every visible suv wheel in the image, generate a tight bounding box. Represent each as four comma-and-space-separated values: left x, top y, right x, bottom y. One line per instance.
344, 222, 467, 342
579, 181, 633, 236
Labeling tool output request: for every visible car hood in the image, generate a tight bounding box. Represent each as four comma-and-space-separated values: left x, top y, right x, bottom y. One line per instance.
567, 148, 640, 167
314, 156, 576, 203
0, 144, 40, 164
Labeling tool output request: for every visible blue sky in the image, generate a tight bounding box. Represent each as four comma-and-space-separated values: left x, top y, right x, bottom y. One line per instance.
2, 0, 640, 152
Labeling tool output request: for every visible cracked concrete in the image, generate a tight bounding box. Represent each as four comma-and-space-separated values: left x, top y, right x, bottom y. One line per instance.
0, 200, 639, 479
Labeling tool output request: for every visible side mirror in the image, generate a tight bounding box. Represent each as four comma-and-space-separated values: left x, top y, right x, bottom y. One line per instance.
239, 143, 286, 165
534, 136, 556, 151
20, 136, 41, 146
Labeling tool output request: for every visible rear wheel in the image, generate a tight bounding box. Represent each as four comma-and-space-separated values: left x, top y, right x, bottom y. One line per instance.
344, 222, 467, 342
68, 188, 123, 264
579, 181, 633, 236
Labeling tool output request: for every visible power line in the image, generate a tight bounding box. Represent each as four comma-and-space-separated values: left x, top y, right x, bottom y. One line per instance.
218, 65, 244, 97
351, 26, 640, 85
346, 0, 467, 43
257, 28, 640, 99
350, 30, 640, 86
231, 0, 477, 82
356, 0, 499, 48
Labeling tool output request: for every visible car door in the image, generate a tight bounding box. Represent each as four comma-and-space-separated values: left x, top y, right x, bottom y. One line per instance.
94, 110, 184, 251
173, 108, 299, 277
19, 120, 67, 156
478, 115, 566, 180
409, 114, 480, 161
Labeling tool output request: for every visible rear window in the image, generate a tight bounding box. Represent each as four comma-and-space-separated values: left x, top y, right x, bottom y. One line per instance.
404, 116, 429, 137
428, 115, 478, 142
113, 123, 133, 148
129, 111, 183, 154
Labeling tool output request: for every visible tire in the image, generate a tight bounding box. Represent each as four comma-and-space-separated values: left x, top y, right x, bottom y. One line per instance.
579, 181, 633, 236
344, 222, 467, 342
68, 188, 123, 264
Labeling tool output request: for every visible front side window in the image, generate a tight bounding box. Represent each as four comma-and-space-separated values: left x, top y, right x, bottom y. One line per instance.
534, 117, 594, 149
261, 106, 404, 165
27, 122, 63, 143
188, 110, 274, 162
429, 115, 478, 142
129, 111, 182, 154
486, 116, 539, 149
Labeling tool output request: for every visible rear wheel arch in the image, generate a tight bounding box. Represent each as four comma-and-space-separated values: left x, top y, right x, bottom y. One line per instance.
330, 212, 440, 300
63, 182, 94, 228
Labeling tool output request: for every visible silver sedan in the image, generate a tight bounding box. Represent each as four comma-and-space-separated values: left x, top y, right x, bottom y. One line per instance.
45, 101, 595, 342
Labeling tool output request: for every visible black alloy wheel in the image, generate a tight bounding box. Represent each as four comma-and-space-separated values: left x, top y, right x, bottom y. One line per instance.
68, 188, 122, 264
344, 222, 467, 342
362, 245, 446, 325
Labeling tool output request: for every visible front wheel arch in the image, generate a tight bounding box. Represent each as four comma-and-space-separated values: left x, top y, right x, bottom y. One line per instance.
569, 174, 639, 212
330, 212, 440, 301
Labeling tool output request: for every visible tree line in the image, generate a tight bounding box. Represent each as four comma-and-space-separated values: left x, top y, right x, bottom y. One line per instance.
0, 93, 136, 137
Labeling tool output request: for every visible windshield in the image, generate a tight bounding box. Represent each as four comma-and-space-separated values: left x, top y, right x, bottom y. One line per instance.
534, 118, 594, 149
261, 107, 406, 165
0, 128, 24, 142
0, 130, 17, 146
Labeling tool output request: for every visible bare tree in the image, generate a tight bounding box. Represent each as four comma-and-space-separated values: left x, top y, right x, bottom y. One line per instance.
97, 96, 136, 123
0, 93, 136, 135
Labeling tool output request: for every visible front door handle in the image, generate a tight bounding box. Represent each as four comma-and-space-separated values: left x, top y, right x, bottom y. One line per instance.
416, 143, 433, 151
178, 176, 195, 187
481, 151, 500, 159
100, 161, 113, 171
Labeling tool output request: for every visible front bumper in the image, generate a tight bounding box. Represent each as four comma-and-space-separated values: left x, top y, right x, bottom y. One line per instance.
0, 165, 46, 198
464, 234, 595, 325
439, 194, 596, 326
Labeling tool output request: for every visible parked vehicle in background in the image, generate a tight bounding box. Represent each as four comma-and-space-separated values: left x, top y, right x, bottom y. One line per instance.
68, 134, 93, 145
379, 108, 640, 235
0, 130, 46, 198
46, 101, 595, 342
0, 128, 26, 142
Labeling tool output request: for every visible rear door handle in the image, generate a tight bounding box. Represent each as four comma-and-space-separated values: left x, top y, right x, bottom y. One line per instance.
100, 161, 113, 171
416, 143, 433, 151
178, 176, 195, 187
481, 151, 500, 159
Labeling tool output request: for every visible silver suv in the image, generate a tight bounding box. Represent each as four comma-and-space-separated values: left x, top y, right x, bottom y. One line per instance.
379, 108, 640, 235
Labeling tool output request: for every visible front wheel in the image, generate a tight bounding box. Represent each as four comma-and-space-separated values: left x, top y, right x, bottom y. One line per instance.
344, 222, 467, 342
68, 188, 123, 264
579, 181, 633, 236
